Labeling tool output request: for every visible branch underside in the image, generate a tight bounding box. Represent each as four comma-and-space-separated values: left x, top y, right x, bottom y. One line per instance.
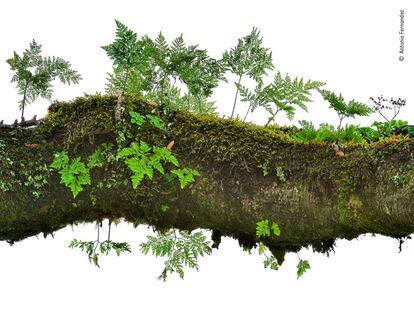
1, 94, 413, 260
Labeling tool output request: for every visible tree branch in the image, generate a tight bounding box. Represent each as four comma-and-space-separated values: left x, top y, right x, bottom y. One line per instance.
0, 95, 413, 259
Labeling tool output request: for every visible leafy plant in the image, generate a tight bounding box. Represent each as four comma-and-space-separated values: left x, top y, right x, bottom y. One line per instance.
256, 220, 271, 237
140, 229, 212, 281
264, 72, 324, 126
258, 243, 280, 270
50, 151, 90, 198
256, 220, 280, 238
372, 120, 408, 138
222, 27, 274, 118
102, 20, 153, 95
391, 172, 408, 186
296, 258, 311, 279
258, 161, 270, 176
236, 72, 324, 123
69, 221, 131, 267
271, 223, 281, 236
294, 121, 375, 143
129, 111, 166, 130
160, 204, 170, 212
276, 166, 286, 183
171, 168, 200, 189
256, 221, 281, 271
294, 121, 336, 143
118, 141, 179, 188
319, 90, 373, 129
129, 111, 146, 127
103, 21, 225, 114
87, 143, 115, 169
146, 114, 165, 130
7, 39, 81, 120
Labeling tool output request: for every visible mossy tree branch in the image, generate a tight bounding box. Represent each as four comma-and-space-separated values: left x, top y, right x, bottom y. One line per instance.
1, 95, 413, 259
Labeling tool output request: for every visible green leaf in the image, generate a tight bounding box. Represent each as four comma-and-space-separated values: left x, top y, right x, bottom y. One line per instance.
146, 114, 165, 130
50, 151, 69, 170
140, 229, 211, 281
320, 89, 373, 127
50, 152, 90, 198
407, 126, 414, 137
297, 259, 311, 279
171, 168, 200, 189
130, 111, 146, 126
160, 205, 170, 212
258, 242, 267, 255
271, 223, 281, 237
256, 220, 271, 237
263, 256, 279, 270
7, 39, 81, 117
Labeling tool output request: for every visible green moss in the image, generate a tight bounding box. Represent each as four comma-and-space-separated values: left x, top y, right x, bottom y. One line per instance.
1, 94, 414, 250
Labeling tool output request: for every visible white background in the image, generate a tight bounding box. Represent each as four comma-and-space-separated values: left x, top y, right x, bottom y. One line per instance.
0, 0, 413, 311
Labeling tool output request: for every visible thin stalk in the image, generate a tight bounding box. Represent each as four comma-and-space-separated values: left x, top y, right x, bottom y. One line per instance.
265, 108, 280, 127
21, 80, 28, 121
187, 93, 191, 109
338, 115, 344, 130
230, 74, 242, 118
197, 95, 202, 113
107, 220, 111, 242
243, 102, 252, 122
160, 73, 167, 106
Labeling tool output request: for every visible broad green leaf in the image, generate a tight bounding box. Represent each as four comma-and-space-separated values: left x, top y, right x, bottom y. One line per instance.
256, 220, 270, 237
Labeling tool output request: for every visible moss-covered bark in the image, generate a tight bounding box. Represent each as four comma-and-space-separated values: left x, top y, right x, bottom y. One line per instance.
1, 94, 413, 258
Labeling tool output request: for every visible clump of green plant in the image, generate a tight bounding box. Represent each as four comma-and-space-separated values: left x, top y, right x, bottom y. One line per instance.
160, 204, 170, 212
296, 258, 311, 279
319, 90, 373, 129
258, 161, 270, 176
118, 141, 179, 188
276, 166, 286, 183
372, 120, 408, 138
22, 164, 50, 199
103, 20, 225, 114
293, 121, 336, 143
7, 39, 81, 120
236, 72, 324, 124
294, 120, 412, 144
255, 220, 310, 278
222, 27, 274, 118
69, 221, 131, 267
102, 20, 154, 95
171, 168, 200, 189
118, 111, 199, 190
255, 220, 281, 270
50, 151, 90, 198
256, 219, 280, 238
140, 229, 212, 281
129, 111, 166, 131
390, 171, 408, 186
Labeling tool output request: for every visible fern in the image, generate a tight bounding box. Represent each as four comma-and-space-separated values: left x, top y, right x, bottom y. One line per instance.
319, 89, 373, 129
171, 168, 200, 189
222, 27, 274, 118
50, 151, 90, 198
140, 229, 212, 281
7, 39, 81, 119
118, 141, 179, 189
